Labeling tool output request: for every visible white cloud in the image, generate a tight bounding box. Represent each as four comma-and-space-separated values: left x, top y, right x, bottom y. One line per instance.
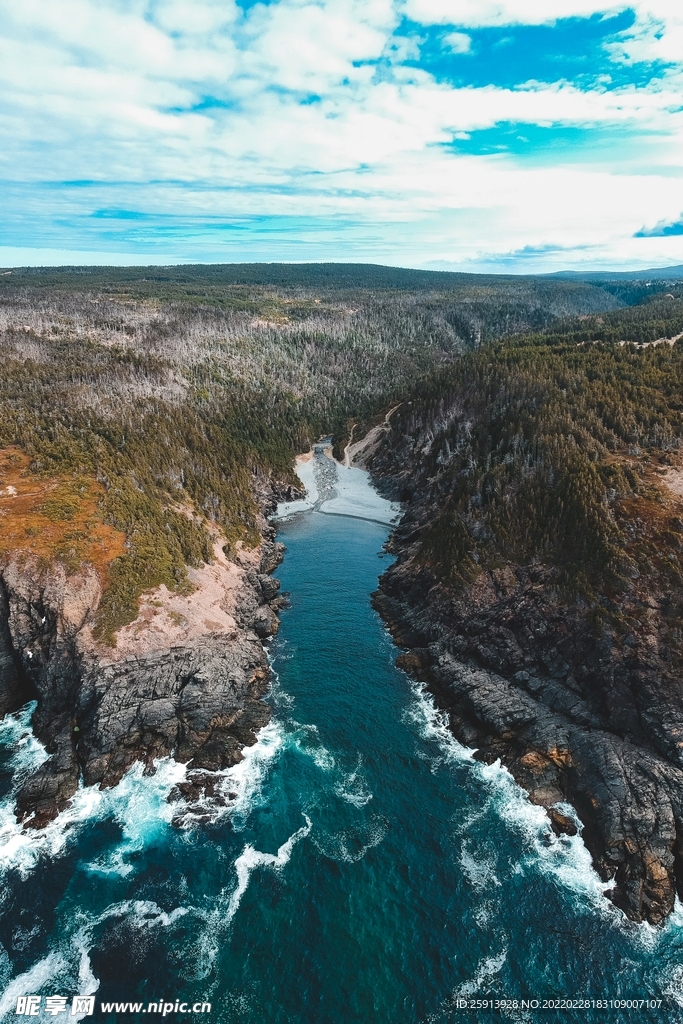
0, 0, 681, 269
443, 31, 471, 53
240, 2, 390, 94
403, 0, 623, 28
151, 0, 239, 36
610, 4, 683, 64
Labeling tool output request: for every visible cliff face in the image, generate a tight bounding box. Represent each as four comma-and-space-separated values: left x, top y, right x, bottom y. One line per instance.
371, 423, 683, 926
0, 518, 286, 828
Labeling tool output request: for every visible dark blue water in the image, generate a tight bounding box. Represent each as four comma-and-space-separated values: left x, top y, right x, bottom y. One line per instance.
1, 510, 683, 1022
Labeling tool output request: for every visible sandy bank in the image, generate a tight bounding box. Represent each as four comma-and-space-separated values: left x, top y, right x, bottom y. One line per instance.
272, 443, 400, 526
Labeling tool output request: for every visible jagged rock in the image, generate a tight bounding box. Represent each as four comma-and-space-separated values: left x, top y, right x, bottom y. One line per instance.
252, 605, 279, 639
548, 808, 578, 837
395, 651, 425, 676
260, 538, 285, 575
0, 516, 282, 827
0, 579, 28, 716
258, 574, 281, 603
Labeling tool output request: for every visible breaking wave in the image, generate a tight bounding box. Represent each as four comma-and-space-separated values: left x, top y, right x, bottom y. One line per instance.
225, 817, 312, 925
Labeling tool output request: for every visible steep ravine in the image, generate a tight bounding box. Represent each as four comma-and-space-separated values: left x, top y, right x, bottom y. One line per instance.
0, 492, 289, 829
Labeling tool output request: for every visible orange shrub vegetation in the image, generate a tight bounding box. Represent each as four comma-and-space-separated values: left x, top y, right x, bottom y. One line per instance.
0, 447, 126, 578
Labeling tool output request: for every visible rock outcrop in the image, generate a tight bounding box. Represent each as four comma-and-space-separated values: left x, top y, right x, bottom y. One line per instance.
373, 528, 683, 925
0, 522, 285, 828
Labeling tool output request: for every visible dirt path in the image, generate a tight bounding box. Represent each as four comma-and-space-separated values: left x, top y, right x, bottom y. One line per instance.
343, 405, 401, 469
343, 424, 356, 468
661, 465, 683, 499
618, 331, 683, 349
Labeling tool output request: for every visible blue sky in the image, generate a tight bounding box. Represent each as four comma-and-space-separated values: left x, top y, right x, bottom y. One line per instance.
1, 0, 682, 271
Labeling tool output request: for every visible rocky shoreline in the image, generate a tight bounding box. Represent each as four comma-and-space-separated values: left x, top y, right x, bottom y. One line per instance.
6, 427, 683, 926
371, 506, 683, 927
0, 487, 292, 829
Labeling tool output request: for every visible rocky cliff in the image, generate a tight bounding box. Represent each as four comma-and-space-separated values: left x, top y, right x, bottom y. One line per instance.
0, 506, 287, 828
371, 418, 683, 926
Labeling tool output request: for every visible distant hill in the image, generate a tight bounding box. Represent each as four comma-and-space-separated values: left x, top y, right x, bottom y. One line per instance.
4, 261, 683, 286
551, 264, 683, 281
0, 261, 528, 290
7, 260, 682, 290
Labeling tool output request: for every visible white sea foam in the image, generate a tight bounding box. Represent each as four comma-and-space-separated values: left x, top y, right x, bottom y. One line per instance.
405, 680, 613, 914
73, 928, 98, 999
167, 718, 287, 831
656, 896, 683, 957
455, 948, 508, 998
225, 817, 312, 926
305, 744, 335, 772
218, 720, 285, 829
0, 702, 49, 779
473, 900, 496, 929
403, 679, 476, 768
268, 658, 296, 711
453, 799, 495, 838
8, 925, 40, 954
663, 964, 683, 1009
429, 956, 512, 1024
189, 924, 220, 985
312, 815, 387, 864
335, 755, 372, 807
476, 758, 610, 909
85, 759, 188, 876
0, 700, 284, 876
0, 945, 10, 999
290, 722, 336, 772
95, 899, 189, 932
618, 894, 683, 973
0, 953, 68, 1020
0, 754, 187, 880
0, 899, 191, 1021
460, 842, 500, 892
1, 706, 191, 880
0, 786, 90, 877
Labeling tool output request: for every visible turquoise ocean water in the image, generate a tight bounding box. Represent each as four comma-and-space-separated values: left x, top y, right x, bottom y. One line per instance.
2, 502, 683, 1022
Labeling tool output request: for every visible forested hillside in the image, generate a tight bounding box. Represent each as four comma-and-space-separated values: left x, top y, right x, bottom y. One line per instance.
0, 263, 623, 640
374, 293, 683, 597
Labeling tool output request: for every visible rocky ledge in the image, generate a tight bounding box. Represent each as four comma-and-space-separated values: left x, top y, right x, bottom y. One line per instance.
0, 500, 290, 828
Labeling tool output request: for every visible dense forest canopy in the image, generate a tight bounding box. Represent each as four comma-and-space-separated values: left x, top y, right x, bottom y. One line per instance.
375, 291, 683, 632
1, 262, 682, 640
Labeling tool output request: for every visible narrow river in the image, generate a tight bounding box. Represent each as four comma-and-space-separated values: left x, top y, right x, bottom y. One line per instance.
1, 455, 683, 1022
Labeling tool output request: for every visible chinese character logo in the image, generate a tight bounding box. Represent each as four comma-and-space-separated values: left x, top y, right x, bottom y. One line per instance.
70, 997, 95, 1017
15, 996, 41, 1016
45, 996, 68, 1016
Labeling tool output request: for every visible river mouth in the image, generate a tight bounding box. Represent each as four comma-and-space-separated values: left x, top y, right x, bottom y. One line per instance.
273, 440, 401, 526
1, 468, 683, 1021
